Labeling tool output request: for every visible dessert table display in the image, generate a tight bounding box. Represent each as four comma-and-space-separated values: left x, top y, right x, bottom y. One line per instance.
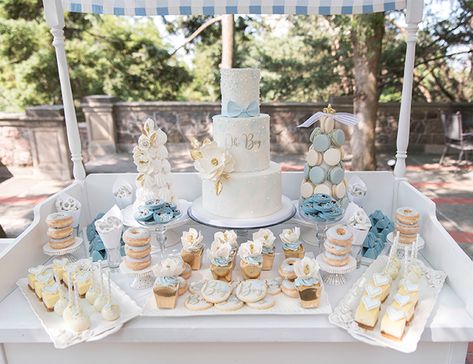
1, 0, 473, 364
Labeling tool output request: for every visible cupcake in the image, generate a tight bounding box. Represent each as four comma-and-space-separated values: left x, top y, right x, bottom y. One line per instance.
293, 257, 322, 309
180, 228, 204, 270
280, 227, 304, 259
153, 258, 182, 309
208, 240, 233, 282
253, 228, 276, 271
238, 240, 263, 280
214, 230, 238, 267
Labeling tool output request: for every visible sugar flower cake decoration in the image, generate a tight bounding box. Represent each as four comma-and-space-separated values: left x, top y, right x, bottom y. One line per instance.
190, 137, 234, 195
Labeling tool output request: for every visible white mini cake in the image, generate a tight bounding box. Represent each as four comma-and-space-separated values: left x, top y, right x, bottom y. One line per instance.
196, 68, 282, 219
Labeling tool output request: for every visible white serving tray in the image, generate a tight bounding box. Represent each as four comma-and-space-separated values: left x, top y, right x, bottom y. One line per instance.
141, 252, 332, 316
17, 270, 142, 349
328, 255, 446, 353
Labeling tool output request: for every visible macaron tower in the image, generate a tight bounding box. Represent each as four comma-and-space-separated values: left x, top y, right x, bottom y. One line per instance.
299, 106, 348, 208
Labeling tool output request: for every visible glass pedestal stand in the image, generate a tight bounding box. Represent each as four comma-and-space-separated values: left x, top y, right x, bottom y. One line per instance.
42, 237, 85, 263
119, 257, 159, 289
137, 219, 177, 258
316, 254, 356, 285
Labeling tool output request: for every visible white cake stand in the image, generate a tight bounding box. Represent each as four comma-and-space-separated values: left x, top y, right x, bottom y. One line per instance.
386, 232, 425, 259
42, 237, 84, 262
119, 257, 159, 289
316, 253, 356, 286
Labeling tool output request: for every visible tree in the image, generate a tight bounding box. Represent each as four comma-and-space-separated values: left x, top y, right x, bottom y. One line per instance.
350, 13, 385, 171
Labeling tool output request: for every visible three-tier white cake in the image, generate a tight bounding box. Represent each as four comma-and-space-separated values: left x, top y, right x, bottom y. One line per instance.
199, 68, 282, 219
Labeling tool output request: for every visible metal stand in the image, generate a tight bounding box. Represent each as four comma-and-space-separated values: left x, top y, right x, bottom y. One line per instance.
316, 254, 356, 286
42, 237, 85, 263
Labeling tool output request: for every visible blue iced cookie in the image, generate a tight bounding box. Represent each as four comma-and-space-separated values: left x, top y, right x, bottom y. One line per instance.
318, 200, 338, 212
312, 134, 331, 152
311, 193, 332, 204
145, 199, 166, 210
172, 208, 181, 218
135, 207, 154, 222
309, 166, 326, 184
300, 200, 318, 214
329, 165, 344, 185
153, 206, 174, 224
309, 127, 322, 143
330, 129, 346, 147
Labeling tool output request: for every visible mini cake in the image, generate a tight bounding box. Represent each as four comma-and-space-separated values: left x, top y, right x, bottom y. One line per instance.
398, 278, 419, 302
46, 212, 75, 250
380, 306, 407, 340
354, 295, 381, 330
253, 228, 276, 270
27, 265, 45, 291
293, 257, 322, 309
34, 268, 54, 300
280, 227, 304, 259
153, 257, 182, 309
208, 240, 233, 282
238, 240, 263, 279
42, 281, 60, 311
391, 292, 416, 323
370, 272, 391, 302
323, 224, 352, 267
394, 207, 421, 244
52, 258, 68, 282
75, 270, 92, 298
123, 227, 151, 271
180, 228, 204, 270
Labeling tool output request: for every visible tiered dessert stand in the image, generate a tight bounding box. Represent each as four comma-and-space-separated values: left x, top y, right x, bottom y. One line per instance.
119, 256, 159, 289
42, 237, 85, 263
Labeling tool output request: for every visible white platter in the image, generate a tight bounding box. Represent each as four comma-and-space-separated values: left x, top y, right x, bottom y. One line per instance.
141, 252, 331, 316
328, 255, 446, 353
16, 269, 142, 349
121, 199, 191, 229
188, 195, 296, 229
42, 237, 84, 256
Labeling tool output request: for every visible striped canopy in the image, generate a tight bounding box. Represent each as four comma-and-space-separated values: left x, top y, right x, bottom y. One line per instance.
62, 0, 406, 16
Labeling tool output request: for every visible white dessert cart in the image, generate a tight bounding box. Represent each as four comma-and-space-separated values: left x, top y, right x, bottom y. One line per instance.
1, 1, 473, 363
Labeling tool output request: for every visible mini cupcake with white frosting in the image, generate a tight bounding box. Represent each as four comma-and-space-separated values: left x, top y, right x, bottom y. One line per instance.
180, 228, 204, 270
293, 257, 322, 309
253, 228, 276, 271
208, 240, 233, 282
238, 240, 263, 280
280, 227, 304, 259
153, 257, 183, 309
214, 230, 238, 267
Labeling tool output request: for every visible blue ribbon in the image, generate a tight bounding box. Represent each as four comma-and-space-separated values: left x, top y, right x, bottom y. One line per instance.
225, 100, 259, 117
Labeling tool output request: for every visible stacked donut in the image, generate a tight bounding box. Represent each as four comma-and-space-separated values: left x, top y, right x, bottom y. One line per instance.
323, 224, 353, 267
395, 207, 420, 244
46, 212, 75, 249
300, 114, 348, 206
123, 228, 151, 270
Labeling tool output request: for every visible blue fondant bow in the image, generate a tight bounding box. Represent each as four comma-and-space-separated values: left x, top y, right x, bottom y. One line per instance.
225, 100, 259, 117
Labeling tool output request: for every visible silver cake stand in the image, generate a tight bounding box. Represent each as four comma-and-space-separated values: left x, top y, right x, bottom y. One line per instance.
42, 237, 85, 263
188, 195, 296, 242
316, 253, 356, 286
119, 256, 159, 289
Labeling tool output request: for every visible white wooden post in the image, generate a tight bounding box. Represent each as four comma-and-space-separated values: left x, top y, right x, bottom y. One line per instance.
42, 0, 86, 181
393, 0, 424, 180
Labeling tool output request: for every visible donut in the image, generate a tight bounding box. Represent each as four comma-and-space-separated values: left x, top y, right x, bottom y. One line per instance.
399, 234, 417, 244
326, 225, 353, 247
180, 262, 192, 280
125, 244, 151, 259
395, 222, 419, 236
324, 241, 351, 255
49, 235, 75, 249
278, 258, 300, 280
46, 212, 73, 229
281, 279, 299, 298
123, 228, 151, 246
48, 226, 73, 239
323, 252, 349, 266
395, 207, 420, 225
125, 256, 151, 271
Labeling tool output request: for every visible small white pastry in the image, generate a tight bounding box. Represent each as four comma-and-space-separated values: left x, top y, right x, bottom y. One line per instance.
101, 303, 121, 321
66, 308, 91, 332
247, 296, 275, 310
235, 279, 267, 303
214, 295, 244, 312
184, 294, 213, 311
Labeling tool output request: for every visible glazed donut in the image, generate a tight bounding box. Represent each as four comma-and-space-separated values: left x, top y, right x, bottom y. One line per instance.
177, 277, 188, 296
395, 207, 420, 225
278, 258, 300, 280
48, 226, 73, 239
125, 244, 151, 259
281, 279, 298, 298
49, 235, 75, 250
326, 224, 353, 247
324, 241, 351, 255
123, 228, 151, 247
46, 212, 73, 229
395, 222, 419, 235
399, 234, 417, 244
125, 256, 151, 271
180, 262, 192, 280
323, 252, 349, 266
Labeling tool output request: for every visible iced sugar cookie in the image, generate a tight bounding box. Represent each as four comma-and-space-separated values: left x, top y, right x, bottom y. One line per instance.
215, 295, 244, 311
247, 296, 275, 310
201, 280, 232, 304
185, 294, 213, 311
235, 279, 267, 303
189, 280, 206, 295
266, 278, 282, 295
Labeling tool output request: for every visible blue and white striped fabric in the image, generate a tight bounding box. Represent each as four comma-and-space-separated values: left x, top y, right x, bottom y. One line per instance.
62, 0, 406, 16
